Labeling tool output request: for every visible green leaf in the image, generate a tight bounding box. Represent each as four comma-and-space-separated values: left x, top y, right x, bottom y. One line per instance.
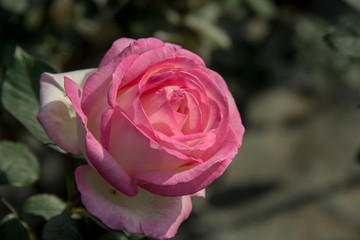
0, 141, 39, 186
1, 47, 58, 146
128, 233, 153, 240
43, 214, 83, 240
99, 232, 128, 240
184, 15, 232, 49
325, 14, 360, 59
0, 0, 28, 14
245, 0, 277, 19
0, 0, 44, 14
23, 194, 66, 220
0, 214, 26, 240
0, 73, 3, 99
343, 0, 360, 12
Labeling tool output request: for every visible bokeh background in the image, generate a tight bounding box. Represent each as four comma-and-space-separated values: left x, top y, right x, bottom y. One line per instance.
1, 0, 360, 239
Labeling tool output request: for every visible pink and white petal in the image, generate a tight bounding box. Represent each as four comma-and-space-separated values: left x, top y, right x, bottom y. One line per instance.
115, 82, 157, 141
139, 157, 232, 197
82, 43, 143, 119
121, 48, 202, 87
155, 130, 216, 153
201, 98, 221, 133
81, 62, 115, 118
37, 100, 80, 154
163, 44, 205, 67
140, 71, 177, 93
99, 109, 112, 150
107, 106, 194, 175
173, 71, 207, 102
95, 38, 165, 108
75, 165, 192, 240
134, 128, 239, 197
209, 69, 245, 147
99, 38, 135, 67
187, 68, 231, 159
108, 54, 138, 108
81, 61, 122, 140
37, 69, 96, 154
176, 48, 206, 66
140, 88, 183, 136
191, 189, 206, 199
180, 91, 202, 134
106, 37, 167, 91
84, 131, 138, 196
64, 78, 138, 196
117, 38, 165, 68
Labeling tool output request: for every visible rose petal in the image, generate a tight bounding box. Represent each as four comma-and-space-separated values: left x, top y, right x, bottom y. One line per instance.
139, 69, 211, 136
142, 69, 222, 136
83, 37, 163, 118
108, 38, 169, 107
181, 91, 202, 134
75, 165, 192, 240
176, 48, 206, 67
209, 69, 245, 147
141, 86, 183, 136
114, 80, 157, 142
81, 62, 116, 138
64, 77, 138, 196
187, 68, 231, 160
155, 130, 216, 153
99, 109, 112, 150
108, 54, 138, 108
37, 69, 96, 154
106, 106, 195, 175
191, 189, 206, 199
121, 47, 202, 87
135, 127, 239, 196
99, 38, 135, 67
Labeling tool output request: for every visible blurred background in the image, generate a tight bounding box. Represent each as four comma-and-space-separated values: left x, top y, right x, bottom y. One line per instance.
1, 0, 360, 239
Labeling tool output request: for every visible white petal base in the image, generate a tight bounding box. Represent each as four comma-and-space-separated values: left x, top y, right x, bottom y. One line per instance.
37, 69, 96, 154
75, 165, 192, 240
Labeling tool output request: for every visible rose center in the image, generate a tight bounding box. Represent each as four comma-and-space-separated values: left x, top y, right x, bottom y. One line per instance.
140, 85, 190, 136
164, 87, 187, 113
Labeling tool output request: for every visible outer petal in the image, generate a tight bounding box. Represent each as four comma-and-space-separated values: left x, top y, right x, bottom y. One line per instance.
37, 69, 96, 154
135, 128, 239, 196
82, 38, 165, 121
191, 189, 206, 199
105, 106, 197, 175
75, 165, 192, 240
99, 38, 135, 67
121, 47, 201, 87
64, 77, 138, 196
84, 54, 138, 140
209, 69, 245, 147
187, 68, 231, 160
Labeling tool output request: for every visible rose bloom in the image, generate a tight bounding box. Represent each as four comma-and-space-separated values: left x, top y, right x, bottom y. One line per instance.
37, 38, 244, 239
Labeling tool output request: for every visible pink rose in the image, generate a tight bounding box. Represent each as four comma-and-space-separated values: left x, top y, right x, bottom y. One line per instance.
37, 38, 244, 239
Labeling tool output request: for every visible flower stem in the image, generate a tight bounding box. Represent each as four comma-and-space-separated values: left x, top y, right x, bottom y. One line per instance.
1, 197, 18, 216
1, 197, 37, 240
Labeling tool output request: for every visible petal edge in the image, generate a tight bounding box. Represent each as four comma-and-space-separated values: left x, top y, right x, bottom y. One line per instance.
75, 165, 192, 240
